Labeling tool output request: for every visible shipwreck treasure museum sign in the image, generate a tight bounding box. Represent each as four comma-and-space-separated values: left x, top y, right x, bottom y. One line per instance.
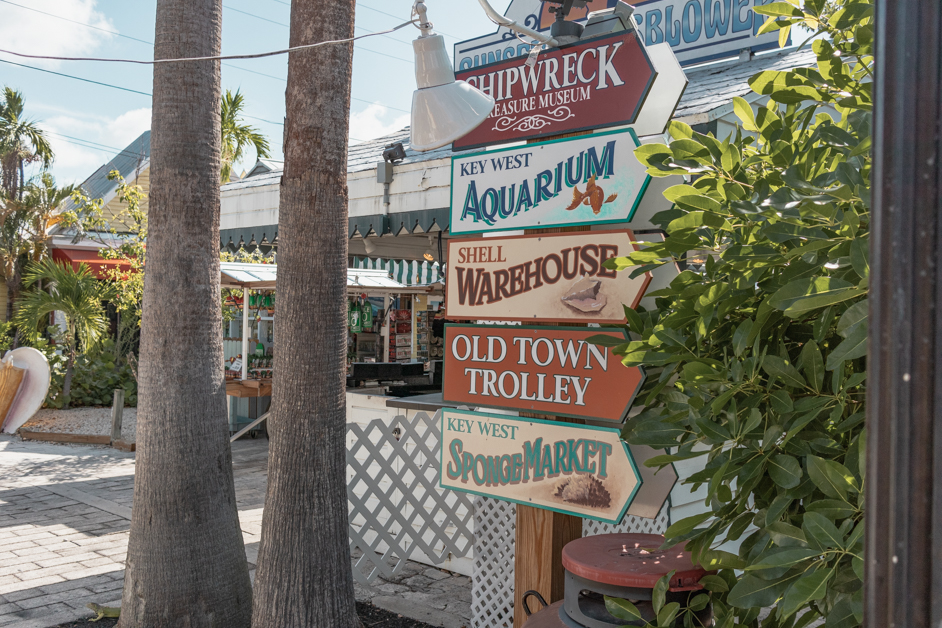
439, 408, 642, 523
450, 129, 651, 235
453, 30, 656, 150
444, 230, 651, 323
443, 324, 645, 423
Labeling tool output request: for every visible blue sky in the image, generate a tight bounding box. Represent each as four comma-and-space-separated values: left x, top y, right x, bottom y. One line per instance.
0, 0, 511, 185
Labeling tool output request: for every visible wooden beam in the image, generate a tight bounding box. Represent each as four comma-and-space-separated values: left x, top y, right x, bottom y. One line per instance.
513, 506, 582, 627
19, 431, 111, 445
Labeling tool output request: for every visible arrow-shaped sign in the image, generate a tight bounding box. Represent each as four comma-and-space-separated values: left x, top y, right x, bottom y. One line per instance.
440, 409, 643, 524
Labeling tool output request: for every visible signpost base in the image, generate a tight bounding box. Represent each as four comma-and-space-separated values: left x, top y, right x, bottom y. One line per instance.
513, 505, 581, 628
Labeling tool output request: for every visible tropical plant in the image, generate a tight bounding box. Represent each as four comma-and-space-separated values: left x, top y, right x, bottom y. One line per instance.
594, 1, 872, 626
220, 89, 270, 183
14, 259, 116, 407
62, 170, 146, 360
0, 87, 53, 200
23, 171, 74, 263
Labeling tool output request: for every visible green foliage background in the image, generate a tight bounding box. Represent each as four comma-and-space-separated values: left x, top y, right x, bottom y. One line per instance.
595, 1, 873, 626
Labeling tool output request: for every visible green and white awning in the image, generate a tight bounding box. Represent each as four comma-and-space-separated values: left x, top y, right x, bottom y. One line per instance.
351, 257, 442, 286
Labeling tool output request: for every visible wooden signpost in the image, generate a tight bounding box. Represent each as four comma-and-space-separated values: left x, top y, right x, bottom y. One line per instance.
442, 324, 645, 424
444, 230, 652, 323
440, 409, 643, 524
438, 11, 690, 625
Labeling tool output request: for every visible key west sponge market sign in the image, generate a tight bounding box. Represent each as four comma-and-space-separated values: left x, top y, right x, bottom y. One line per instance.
440, 409, 642, 523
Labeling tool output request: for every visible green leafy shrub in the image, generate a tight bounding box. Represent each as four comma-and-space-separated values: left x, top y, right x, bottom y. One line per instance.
593, 1, 872, 626
44, 337, 137, 409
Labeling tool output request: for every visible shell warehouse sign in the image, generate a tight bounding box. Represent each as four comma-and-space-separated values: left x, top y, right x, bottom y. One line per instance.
452, 30, 656, 150
443, 324, 645, 423
444, 230, 651, 323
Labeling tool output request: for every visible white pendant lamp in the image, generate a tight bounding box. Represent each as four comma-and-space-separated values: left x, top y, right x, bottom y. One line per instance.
410, 2, 495, 152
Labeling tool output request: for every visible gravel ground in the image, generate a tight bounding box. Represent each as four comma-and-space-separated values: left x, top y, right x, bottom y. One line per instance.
51, 602, 441, 627
20, 407, 137, 442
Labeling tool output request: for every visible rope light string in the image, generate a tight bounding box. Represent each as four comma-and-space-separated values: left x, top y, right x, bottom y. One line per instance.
0, 19, 418, 65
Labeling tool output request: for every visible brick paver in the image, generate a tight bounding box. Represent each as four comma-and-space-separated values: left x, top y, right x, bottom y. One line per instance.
0, 433, 472, 628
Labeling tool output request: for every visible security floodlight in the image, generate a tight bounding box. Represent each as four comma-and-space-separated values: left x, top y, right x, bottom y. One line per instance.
383, 142, 407, 163
410, 1, 496, 152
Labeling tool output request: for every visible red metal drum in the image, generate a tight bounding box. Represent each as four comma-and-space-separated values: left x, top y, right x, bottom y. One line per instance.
559, 533, 714, 627
525, 601, 567, 627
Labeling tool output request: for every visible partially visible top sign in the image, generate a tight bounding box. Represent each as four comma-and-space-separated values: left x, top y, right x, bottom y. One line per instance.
454, 0, 619, 72
631, 0, 784, 66
453, 0, 782, 71
453, 30, 655, 150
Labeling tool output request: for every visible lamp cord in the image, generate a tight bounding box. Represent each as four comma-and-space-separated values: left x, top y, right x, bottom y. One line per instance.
0, 19, 418, 65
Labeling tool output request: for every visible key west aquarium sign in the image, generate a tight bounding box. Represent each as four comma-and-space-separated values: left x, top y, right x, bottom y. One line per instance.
442, 324, 646, 423
440, 409, 642, 523
453, 30, 655, 150
450, 128, 650, 235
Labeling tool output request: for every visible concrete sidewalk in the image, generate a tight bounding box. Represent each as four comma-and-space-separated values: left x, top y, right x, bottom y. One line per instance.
0, 434, 470, 628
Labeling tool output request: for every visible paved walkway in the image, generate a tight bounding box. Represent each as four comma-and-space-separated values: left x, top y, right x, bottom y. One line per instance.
0, 434, 471, 628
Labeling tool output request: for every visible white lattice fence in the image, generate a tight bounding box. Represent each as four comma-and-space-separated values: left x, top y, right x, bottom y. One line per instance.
347, 411, 475, 585
471, 498, 671, 628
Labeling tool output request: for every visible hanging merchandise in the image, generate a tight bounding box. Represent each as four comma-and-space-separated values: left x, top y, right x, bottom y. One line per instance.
361, 300, 373, 330
349, 299, 362, 333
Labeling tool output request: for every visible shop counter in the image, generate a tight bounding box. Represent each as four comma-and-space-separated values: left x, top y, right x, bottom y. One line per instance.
226, 379, 271, 434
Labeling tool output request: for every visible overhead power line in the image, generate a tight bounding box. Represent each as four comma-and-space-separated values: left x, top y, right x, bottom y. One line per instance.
0, 58, 151, 96
0, 17, 417, 64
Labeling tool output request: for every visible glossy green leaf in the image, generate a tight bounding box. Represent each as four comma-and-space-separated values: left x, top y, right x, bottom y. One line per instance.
802, 512, 844, 550
732, 319, 754, 357
768, 277, 856, 316
604, 597, 644, 622
746, 548, 820, 570
850, 237, 869, 279
800, 341, 825, 392
652, 570, 674, 614
728, 573, 799, 609
666, 512, 712, 539
657, 602, 680, 627
762, 355, 807, 388
825, 598, 859, 628
826, 322, 868, 370
769, 454, 802, 488
805, 499, 856, 519
807, 455, 857, 499
699, 574, 729, 592
780, 567, 832, 618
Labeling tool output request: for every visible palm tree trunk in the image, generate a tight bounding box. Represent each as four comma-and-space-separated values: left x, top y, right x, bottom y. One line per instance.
250, 1, 360, 626
62, 351, 74, 409
119, 0, 252, 625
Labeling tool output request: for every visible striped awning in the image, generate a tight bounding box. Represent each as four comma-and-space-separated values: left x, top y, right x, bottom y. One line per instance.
351, 257, 442, 286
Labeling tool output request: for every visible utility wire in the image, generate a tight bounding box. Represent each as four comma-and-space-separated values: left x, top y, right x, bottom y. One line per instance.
0, 58, 151, 96
220, 4, 414, 62
0, 2, 410, 112
0, 19, 418, 64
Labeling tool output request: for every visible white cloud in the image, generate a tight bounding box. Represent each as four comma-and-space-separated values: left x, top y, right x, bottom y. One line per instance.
349, 103, 409, 144
39, 108, 152, 185
0, 0, 115, 68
